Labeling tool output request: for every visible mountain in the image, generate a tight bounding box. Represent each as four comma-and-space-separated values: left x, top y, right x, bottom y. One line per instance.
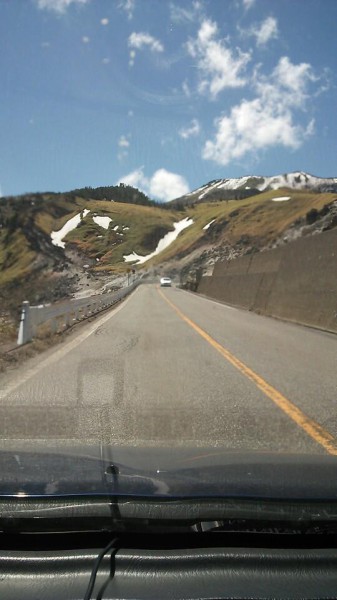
0, 182, 166, 300
1, 180, 337, 325
171, 172, 337, 206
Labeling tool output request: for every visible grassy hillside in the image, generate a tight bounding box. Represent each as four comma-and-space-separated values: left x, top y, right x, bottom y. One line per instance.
1, 188, 336, 296
0, 193, 183, 287
218, 189, 336, 244
0, 194, 86, 286
146, 189, 337, 265
64, 200, 181, 272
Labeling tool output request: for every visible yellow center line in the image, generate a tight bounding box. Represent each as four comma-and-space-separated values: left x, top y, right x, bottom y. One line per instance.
158, 287, 337, 455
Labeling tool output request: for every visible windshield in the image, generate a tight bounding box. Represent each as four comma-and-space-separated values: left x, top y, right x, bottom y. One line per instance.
0, 0, 337, 506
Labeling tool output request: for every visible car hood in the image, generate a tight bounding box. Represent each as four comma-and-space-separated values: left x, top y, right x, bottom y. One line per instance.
1, 444, 337, 500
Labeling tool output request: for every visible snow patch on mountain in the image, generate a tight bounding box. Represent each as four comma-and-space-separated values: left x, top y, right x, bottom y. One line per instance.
51, 209, 90, 249
203, 219, 216, 230
92, 216, 112, 229
124, 217, 193, 265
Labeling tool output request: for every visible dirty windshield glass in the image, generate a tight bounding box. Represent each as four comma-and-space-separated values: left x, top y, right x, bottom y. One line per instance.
1, 0, 337, 486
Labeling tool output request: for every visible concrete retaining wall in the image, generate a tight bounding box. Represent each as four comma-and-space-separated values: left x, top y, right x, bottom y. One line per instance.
198, 228, 337, 333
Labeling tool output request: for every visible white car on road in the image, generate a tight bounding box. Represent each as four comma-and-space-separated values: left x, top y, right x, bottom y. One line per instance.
160, 277, 172, 287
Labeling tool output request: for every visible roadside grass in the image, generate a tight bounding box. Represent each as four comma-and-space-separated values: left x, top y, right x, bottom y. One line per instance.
0, 230, 36, 285
0, 316, 16, 342
0, 330, 67, 374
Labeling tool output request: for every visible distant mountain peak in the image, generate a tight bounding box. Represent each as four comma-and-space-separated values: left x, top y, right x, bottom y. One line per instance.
173, 171, 337, 205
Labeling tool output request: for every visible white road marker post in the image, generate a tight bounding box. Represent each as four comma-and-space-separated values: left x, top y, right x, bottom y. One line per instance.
17, 301, 31, 345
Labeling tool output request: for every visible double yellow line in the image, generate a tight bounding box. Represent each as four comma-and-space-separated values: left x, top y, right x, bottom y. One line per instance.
158, 288, 337, 455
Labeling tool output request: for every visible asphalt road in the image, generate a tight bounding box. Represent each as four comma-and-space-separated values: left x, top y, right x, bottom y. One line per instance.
1, 284, 337, 453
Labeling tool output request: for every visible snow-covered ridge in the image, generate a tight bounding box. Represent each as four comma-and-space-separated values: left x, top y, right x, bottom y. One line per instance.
256, 172, 337, 192
183, 171, 337, 202
218, 176, 251, 190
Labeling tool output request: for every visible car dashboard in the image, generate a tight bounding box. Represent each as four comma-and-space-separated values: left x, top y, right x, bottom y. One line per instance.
1, 526, 337, 599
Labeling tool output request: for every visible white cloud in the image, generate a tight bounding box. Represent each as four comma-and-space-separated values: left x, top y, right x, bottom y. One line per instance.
128, 110, 134, 117
243, 0, 255, 9
119, 167, 146, 189
129, 49, 136, 67
35, 0, 89, 13
82, 36, 90, 43
249, 16, 278, 46
102, 57, 110, 64
118, 167, 190, 202
118, 0, 135, 20
128, 32, 164, 53
100, 17, 109, 25
150, 169, 190, 201
118, 135, 130, 148
203, 56, 318, 166
128, 32, 164, 67
274, 56, 317, 94
203, 99, 303, 165
179, 118, 200, 139
117, 135, 130, 161
186, 18, 251, 99
169, 1, 203, 24
255, 56, 317, 107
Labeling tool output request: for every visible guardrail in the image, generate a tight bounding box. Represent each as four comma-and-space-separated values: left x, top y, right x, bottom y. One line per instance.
17, 279, 141, 345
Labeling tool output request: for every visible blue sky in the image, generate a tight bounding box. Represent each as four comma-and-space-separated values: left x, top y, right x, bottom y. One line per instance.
1, 0, 336, 200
